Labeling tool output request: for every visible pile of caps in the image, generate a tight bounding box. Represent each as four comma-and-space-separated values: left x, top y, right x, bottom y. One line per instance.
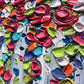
0, 0, 84, 84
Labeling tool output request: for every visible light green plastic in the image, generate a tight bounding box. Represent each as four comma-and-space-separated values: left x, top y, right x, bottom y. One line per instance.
52, 47, 65, 58
23, 60, 31, 70
7, 50, 13, 57
78, 45, 84, 57
23, 74, 34, 83
4, 31, 11, 38
63, 27, 76, 36
24, 8, 34, 16
5, 59, 10, 71
64, 44, 78, 56
12, 76, 20, 84
4, 39, 11, 46
0, 59, 4, 66
0, 80, 5, 84
43, 54, 51, 62
7, 4, 13, 12
14, 58, 18, 65
48, 27, 57, 37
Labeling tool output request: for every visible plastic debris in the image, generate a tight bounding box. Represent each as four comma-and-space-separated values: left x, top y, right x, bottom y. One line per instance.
23, 60, 31, 70
3, 70, 12, 81
7, 50, 13, 56
74, 58, 83, 69
0, 0, 84, 83
23, 74, 34, 83
0, 66, 4, 75
60, 78, 75, 84
5, 59, 10, 71
13, 68, 19, 75
43, 54, 51, 62
56, 56, 69, 66
33, 47, 43, 56
51, 68, 67, 80
52, 47, 65, 58
14, 58, 18, 65
19, 55, 23, 62
13, 76, 20, 84
50, 79, 60, 84
63, 63, 73, 76
48, 27, 57, 37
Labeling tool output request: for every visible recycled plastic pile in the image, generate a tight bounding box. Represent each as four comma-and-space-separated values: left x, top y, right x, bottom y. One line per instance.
0, 0, 84, 84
